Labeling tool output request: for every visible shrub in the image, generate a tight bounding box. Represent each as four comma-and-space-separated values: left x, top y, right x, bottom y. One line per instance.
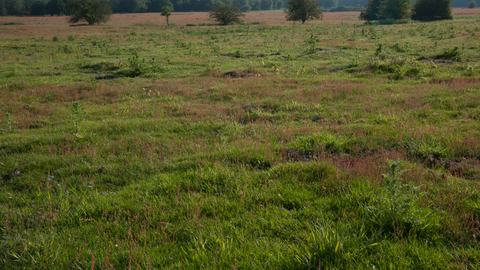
67, 0, 112, 25
363, 160, 434, 238
360, 0, 412, 23
412, 0, 453, 21
285, 0, 323, 24
209, 3, 245, 25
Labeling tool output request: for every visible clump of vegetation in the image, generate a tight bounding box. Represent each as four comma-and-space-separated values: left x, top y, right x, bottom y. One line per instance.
363, 160, 433, 238
67, 0, 112, 25
209, 3, 244, 25
412, 0, 453, 21
285, 0, 323, 24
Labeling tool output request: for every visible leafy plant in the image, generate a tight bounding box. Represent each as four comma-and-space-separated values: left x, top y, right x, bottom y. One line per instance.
70, 101, 85, 136
363, 159, 431, 238
5, 112, 15, 132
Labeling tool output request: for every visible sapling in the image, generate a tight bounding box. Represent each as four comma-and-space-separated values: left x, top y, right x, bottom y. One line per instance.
71, 101, 85, 136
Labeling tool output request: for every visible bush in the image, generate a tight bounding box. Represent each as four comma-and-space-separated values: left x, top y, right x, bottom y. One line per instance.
209, 3, 245, 25
412, 0, 453, 21
360, 0, 412, 23
285, 0, 323, 24
67, 0, 112, 25
468, 1, 477, 8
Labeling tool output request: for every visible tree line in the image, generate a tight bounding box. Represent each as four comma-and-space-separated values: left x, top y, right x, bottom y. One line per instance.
0, 0, 476, 17
0, 0, 286, 15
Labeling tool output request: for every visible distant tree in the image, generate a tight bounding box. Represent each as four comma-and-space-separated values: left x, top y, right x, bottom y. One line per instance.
31, 0, 47, 15
379, 0, 412, 20
285, 0, 323, 24
111, 0, 148, 13
412, 0, 452, 21
250, 0, 261, 10
240, 4, 251, 11
209, 2, 244, 25
360, 0, 412, 22
0, 0, 5, 16
67, 0, 112, 25
352, 0, 368, 7
274, 0, 283, 9
261, 0, 273, 9
359, 0, 380, 21
4, 0, 24, 15
324, 0, 338, 8
468, 0, 477, 8
330, 4, 349, 11
161, 5, 172, 25
47, 0, 66, 15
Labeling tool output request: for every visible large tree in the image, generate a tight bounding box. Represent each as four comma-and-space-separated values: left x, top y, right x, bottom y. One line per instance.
285, 0, 323, 24
67, 0, 112, 25
360, 0, 412, 22
412, 0, 452, 21
209, 2, 244, 25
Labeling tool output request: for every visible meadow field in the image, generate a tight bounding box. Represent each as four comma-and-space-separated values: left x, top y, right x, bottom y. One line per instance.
1, 10, 480, 269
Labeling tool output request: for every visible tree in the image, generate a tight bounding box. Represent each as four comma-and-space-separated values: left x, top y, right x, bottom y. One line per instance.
209, 3, 245, 25
324, 0, 338, 8
412, 0, 452, 21
112, 0, 148, 13
468, 0, 477, 8
360, 0, 412, 22
161, 6, 172, 25
261, 0, 273, 9
67, 0, 112, 25
31, 0, 47, 15
47, 0, 66, 15
285, 0, 323, 24
274, 0, 283, 9
4, 0, 24, 15
0, 0, 5, 16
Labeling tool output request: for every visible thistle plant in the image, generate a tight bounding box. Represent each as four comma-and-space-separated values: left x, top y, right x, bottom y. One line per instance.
6, 112, 14, 132
70, 101, 84, 136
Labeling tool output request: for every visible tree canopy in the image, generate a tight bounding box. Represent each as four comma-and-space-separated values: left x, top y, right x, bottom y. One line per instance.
285, 0, 323, 24
468, 0, 477, 8
359, 0, 412, 23
412, 0, 453, 21
209, 3, 244, 25
67, 0, 112, 25
161, 5, 172, 25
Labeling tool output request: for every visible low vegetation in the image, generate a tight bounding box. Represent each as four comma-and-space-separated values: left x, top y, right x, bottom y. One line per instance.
1, 10, 480, 269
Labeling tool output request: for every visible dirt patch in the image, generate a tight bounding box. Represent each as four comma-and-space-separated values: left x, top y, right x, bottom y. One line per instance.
223, 70, 262, 78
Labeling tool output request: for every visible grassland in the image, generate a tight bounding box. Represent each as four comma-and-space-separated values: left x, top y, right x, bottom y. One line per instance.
1, 10, 480, 269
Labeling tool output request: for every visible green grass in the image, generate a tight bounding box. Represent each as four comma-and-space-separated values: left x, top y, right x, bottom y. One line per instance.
1, 14, 480, 269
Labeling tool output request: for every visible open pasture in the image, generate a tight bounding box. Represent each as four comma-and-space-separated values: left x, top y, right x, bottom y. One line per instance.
1, 10, 480, 269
